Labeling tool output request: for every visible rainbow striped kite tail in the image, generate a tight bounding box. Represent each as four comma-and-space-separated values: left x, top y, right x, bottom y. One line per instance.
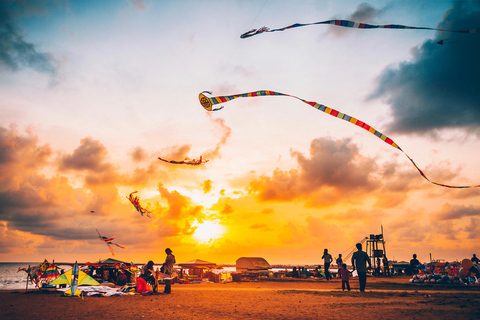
240, 26, 270, 38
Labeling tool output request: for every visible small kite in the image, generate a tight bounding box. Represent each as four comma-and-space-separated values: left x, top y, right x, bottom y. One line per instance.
127, 190, 151, 218
199, 90, 480, 189
96, 229, 127, 256
158, 155, 209, 166
49, 261, 99, 297
240, 19, 479, 38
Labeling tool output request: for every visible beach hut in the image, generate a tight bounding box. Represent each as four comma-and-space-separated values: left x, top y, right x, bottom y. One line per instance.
236, 257, 271, 272
177, 259, 217, 282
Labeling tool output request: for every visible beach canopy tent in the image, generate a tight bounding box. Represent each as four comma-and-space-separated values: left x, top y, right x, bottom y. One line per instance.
236, 257, 271, 272
177, 259, 217, 280
177, 259, 217, 268
84, 258, 139, 283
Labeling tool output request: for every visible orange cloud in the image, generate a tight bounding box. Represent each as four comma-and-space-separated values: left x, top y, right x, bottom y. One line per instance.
248, 137, 380, 207
157, 182, 204, 220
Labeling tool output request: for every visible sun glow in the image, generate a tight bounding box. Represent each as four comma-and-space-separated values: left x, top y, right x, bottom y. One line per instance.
192, 220, 225, 243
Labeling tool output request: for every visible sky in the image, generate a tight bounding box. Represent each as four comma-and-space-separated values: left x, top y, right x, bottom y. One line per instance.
1, 0, 480, 265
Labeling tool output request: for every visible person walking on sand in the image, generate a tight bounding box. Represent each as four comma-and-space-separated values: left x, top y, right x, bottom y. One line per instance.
338, 264, 352, 291
336, 254, 343, 270
322, 249, 333, 281
351, 243, 371, 292
163, 248, 176, 294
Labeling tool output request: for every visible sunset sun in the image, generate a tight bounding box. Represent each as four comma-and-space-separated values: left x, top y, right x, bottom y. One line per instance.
192, 220, 225, 243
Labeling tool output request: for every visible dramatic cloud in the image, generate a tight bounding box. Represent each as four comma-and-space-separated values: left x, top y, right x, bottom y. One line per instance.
0, 1, 58, 77
59, 137, 120, 187
435, 203, 480, 220
369, 2, 480, 134
248, 137, 380, 206
0, 125, 222, 260
157, 182, 204, 220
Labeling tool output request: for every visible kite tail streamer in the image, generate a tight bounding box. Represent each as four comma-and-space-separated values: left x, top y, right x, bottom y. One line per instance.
240, 19, 480, 38
199, 90, 480, 189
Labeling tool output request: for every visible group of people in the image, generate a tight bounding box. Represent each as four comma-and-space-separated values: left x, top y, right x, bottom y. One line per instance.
410, 253, 480, 279
321, 244, 372, 292
139, 248, 176, 294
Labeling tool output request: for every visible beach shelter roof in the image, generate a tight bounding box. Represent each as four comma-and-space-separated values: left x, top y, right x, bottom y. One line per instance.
236, 257, 271, 271
177, 259, 217, 268
99, 258, 130, 265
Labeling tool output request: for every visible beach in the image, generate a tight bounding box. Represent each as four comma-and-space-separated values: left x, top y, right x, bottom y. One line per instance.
2, 276, 480, 319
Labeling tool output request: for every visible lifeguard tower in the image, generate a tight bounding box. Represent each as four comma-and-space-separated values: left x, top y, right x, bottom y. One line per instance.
365, 227, 387, 276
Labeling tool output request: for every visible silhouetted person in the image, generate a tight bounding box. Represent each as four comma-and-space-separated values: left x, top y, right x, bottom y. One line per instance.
352, 243, 371, 292
472, 254, 479, 264
292, 267, 299, 278
163, 248, 176, 294
140, 260, 155, 284
383, 255, 390, 277
336, 254, 343, 270
338, 263, 352, 291
375, 257, 381, 277
410, 254, 420, 275
116, 270, 127, 286
322, 249, 333, 281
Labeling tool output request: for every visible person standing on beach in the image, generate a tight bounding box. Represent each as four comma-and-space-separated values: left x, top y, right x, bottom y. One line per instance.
322, 249, 333, 281
472, 254, 479, 264
383, 254, 390, 277
351, 243, 371, 292
336, 254, 343, 270
410, 254, 420, 275
163, 248, 176, 294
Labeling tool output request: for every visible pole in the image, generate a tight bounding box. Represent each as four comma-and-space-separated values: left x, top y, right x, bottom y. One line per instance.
25, 265, 30, 292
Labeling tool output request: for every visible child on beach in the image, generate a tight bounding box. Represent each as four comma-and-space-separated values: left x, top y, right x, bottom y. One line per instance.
338, 264, 352, 291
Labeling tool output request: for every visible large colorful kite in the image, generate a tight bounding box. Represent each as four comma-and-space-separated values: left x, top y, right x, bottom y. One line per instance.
240, 19, 479, 38
127, 191, 151, 218
49, 261, 99, 297
199, 90, 480, 189
158, 156, 209, 165
96, 229, 126, 256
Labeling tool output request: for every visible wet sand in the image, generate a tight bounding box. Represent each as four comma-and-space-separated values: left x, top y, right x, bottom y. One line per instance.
2, 276, 480, 319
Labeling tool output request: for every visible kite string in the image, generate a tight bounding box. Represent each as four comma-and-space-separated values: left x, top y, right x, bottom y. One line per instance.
210, 0, 269, 86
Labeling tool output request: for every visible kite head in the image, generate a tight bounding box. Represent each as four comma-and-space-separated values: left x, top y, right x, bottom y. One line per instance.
199, 92, 213, 111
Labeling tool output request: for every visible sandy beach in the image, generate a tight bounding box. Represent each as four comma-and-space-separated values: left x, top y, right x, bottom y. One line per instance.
2, 276, 480, 319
